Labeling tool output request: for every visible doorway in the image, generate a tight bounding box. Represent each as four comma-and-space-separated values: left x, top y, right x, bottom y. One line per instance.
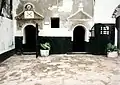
23, 25, 36, 52
116, 16, 120, 49
73, 26, 85, 52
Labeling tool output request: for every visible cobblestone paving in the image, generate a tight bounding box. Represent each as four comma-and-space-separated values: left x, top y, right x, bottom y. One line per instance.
0, 54, 120, 85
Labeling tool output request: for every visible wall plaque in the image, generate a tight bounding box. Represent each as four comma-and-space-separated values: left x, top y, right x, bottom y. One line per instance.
24, 11, 34, 19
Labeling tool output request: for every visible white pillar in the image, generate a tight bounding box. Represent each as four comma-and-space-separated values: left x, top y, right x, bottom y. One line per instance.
115, 27, 118, 46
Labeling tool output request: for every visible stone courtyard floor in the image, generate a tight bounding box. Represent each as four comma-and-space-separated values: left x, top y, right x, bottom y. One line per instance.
0, 54, 120, 85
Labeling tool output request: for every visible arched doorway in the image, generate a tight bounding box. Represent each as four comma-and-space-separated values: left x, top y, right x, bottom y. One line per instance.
73, 26, 85, 52
23, 25, 36, 52
112, 4, 120, 49
116, 16, 120, 49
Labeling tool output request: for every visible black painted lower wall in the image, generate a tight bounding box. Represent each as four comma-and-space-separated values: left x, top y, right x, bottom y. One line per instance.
15, 36, 108, 55
15, 36, 73, 54
15, 37, 23, 54
88, 35, 110, 55
39, 36, 72, 54
0, 49, 15, 63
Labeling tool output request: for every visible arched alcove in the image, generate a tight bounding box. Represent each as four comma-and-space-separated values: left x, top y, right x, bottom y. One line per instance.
23, 25, 36, 52
73, 26, 85, 52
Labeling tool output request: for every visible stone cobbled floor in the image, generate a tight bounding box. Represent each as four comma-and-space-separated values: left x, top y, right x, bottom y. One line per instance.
0, 54, 120, 85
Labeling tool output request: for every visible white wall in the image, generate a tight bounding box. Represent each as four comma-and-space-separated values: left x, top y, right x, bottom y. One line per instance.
39, 28, 72, 37
0, 17, 15, 54
94, 0, 120, 23
13, 0, 20, 37
15, 0, 120, 43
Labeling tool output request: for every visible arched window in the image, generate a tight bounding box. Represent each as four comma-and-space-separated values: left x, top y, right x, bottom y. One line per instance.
112, 4, 120, 18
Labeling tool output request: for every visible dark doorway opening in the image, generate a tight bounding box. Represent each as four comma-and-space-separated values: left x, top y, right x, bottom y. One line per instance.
116, 16, 120, 49
73, 26, 85, 52
23, 25, 36, 52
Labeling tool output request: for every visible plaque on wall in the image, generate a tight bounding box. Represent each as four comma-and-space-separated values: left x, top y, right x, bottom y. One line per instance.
16, 3, 44, 20
24, 11, 34, 19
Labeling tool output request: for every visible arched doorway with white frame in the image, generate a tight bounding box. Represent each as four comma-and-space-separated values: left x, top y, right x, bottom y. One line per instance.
73, 25, 87, 52
112, 4, 120, 49
22, 24, 36, 52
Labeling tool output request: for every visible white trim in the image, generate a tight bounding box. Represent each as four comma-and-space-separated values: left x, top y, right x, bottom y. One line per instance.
72, 24, 87, 32
67, 9, 92, 20
115, 27, 117, 46
15, 11, 24, 18
68, 19, 91, 21
81, 10, 92, 19
34, 11, 44, 18
72, 24, 89, 42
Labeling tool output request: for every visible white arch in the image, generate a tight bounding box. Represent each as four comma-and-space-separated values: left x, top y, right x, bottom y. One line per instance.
22, 23, 36, 44
72, 24, 89, 42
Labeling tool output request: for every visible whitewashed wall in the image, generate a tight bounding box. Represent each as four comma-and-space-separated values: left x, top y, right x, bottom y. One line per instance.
14, 0, 94, 43
14, 0, 119, 43
0, 17, 15, 54
94, 0, 119, 23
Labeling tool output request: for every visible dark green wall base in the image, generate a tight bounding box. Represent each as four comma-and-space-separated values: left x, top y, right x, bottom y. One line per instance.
15, 36, 73, 54
15, 36, 91, 54
15, 37, 23, 54
15, 36, 108, 55
39, 36, 72, 54
0, 49, 15, 63
88, 36, 110, 55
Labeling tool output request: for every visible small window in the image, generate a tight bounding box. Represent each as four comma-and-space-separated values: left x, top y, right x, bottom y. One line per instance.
91, 27, 95, 37
100, 26, 109, 35
51, 17, 60, 28
91, 29, 95, 37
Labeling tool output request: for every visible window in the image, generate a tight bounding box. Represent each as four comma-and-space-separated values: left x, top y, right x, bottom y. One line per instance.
100, 26, 109, 35
90, 26, 95, 37
51, 17, 60, 28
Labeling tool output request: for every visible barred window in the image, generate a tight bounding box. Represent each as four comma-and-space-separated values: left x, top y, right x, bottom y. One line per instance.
100, 26, 109, 35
